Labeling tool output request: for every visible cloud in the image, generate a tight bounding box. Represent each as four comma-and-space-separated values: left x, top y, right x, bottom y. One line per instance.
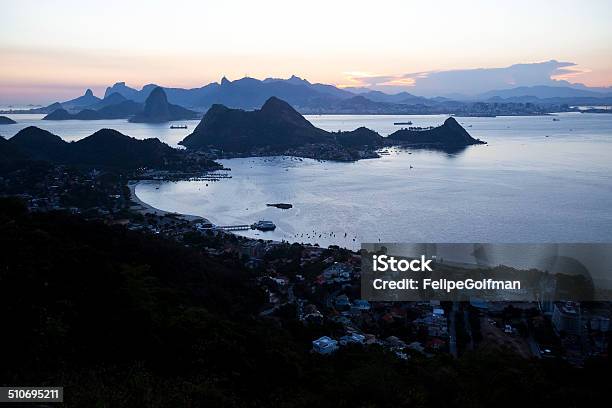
340, 60, 587, 96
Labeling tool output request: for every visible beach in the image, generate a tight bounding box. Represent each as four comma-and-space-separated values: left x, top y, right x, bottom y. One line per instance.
128, 180, 208, 223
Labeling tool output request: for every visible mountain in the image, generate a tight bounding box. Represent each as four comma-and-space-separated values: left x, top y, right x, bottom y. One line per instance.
359, 90, 429, 104
43, 100, 144, 121
8, 126, 177, 169
88, 92, 127, 110
69, 129, 177, 168
333, 127, 383, 148
104, 82, 142, 101
8, 126, 69, 161
42, 108, 103, 120
59, 89, 101, 112
0, 136, 27, 163
96, 100, 143, 119
0, 116, 17, 125
42, 109, 73, 120
388, 117, 485, 146
129, 87, 198, 123
180, 97, 330, 152
101, 76, 356, 111
478, 85, 612, 101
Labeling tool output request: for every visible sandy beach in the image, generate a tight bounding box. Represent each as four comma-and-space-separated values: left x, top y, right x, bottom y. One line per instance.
128, 180, 208, 223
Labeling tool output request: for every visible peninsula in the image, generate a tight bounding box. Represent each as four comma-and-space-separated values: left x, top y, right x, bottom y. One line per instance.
180, 97, 484, 160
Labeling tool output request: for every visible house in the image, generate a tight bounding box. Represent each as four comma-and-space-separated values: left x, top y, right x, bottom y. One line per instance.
335, 294, 351, 309
339, 333, 366, 346
312, 336, 338, 354
552, 301, 583, 335
351, 299, 371, 312
322, 262, 353, 283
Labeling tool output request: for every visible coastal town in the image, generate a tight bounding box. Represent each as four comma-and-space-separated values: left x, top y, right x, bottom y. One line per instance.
2, 160, 608, 367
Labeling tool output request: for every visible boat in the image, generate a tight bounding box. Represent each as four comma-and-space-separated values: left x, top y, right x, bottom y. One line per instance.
393, 121, 413, 125
170, 125, 188, 129
266, 203, 293, 209
252, 220, 276, 231
552, 118, 560, 121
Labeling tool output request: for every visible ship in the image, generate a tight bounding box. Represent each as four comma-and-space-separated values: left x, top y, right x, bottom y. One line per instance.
252, 220, 276, 231
170, 125, 188, 129
393, 121, 413, 125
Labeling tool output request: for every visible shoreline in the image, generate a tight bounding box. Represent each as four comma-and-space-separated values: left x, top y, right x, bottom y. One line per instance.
128, 180, 208, 223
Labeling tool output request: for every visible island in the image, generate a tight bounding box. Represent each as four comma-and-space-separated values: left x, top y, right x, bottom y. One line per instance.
180, 97, 485, 161
43, 99, 143, 120
129, 87, 199, 123
387, 117, 486, 147
0, 115, 16, 125
267, 203, 293, 209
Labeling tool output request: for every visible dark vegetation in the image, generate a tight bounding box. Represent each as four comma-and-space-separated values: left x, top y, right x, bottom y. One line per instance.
0, 198, 609, 407
4, 126, 220, 171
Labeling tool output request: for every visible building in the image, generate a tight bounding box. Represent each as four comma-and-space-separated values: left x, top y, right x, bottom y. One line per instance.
552, 302, 582, 336
322, 262, 353, 283
312, 336, 339, 354
351, 299, 372, 312
339, 333, 366, 346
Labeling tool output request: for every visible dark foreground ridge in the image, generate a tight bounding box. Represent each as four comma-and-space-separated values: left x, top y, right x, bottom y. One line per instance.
180, 97, 484, 160
6, 126, 219, 171
0, 200, 609, 407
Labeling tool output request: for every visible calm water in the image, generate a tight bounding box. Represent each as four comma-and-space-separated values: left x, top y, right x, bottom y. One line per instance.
3, 113, 612, 249
0, 114, 200, 147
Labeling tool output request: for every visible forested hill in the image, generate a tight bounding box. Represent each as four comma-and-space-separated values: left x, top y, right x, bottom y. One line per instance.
0, 197, 609, 407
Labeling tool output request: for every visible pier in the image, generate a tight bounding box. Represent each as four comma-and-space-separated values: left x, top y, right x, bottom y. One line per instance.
217, 224, 251, 231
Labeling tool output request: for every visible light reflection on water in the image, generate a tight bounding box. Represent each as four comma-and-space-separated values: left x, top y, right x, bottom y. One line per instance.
3, 112, 611, 249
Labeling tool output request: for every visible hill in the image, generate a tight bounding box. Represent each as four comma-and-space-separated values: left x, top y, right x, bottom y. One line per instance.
129, 87, 198, 123
43, 100, 144, 121
388, 117, 485, 147
61, 88, 101, 110
8, 126, 177, 169
180, 96, 331, 152
0, 116, 17, 125
8, 126, 69, 161
0, 136, 27, 163
0, 200, 609, 407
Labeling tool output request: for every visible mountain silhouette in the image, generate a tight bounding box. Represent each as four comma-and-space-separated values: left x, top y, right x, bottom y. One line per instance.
129, 87, 198, 123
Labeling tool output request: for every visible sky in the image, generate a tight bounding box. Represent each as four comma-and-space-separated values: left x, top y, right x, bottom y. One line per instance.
1, 0, 611, 103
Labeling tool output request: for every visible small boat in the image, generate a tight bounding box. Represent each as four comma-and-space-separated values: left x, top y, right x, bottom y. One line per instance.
267, 203, 293, 209
394, 121, 413, 125
552, 118, 560, 121
252, 220, 276, 231
170, 125, 188, 129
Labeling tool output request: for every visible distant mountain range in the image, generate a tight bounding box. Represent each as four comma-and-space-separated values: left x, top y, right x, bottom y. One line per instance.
129, 87, 198, 123
3, 76, 611, 118
42, 87, 197, 123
